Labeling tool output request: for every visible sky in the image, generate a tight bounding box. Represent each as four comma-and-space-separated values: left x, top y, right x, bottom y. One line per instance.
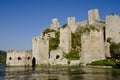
0, 0, 120, 50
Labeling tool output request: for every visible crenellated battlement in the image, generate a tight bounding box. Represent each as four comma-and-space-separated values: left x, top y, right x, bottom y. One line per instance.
7, 50, 31, 53
88, 9, 100, 25
67, 17, 77, 33
50, 18, 60, 31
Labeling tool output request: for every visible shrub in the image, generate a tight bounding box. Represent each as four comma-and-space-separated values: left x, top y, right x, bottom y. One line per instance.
49, 31, 60, 50
110, 42, 120, 59
64, 50, 80, 60
62, 24, 67, 28
72, 31, 81, 49
43, 28, 55, 36
0, 50, 7, 63
87, 59, 116, 66
107, 37, 112, 43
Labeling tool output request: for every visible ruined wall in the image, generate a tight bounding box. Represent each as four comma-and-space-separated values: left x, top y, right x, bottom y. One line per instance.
80, 28, 106, 64
6, 50, 32, 66
59, 27, 71, 53
44, 32, 55, 38
68, 17, 77, 33
50, 18, 60, 31
32, 36, 40, 64
77, 20, 88, 27
105, 15, 120, 43
32, 37, 49, 65
88, 9, 100, 25
105, 42, 111, 57
50, 49, 63, 60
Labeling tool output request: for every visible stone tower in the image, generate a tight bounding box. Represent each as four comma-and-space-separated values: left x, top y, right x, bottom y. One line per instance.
59, 26, 71, 53
68, 17, 77, 33
80, 28, 106, 64
88, 9, 100, 25
50, 18, 60, 31
32, 36, 49, 65
105, 14, 120, 43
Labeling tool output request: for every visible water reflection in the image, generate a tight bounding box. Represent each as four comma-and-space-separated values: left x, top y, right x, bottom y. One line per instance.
1, 65, 119, 80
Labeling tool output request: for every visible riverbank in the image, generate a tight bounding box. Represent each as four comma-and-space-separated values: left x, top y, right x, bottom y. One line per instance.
86, 58, 120, 68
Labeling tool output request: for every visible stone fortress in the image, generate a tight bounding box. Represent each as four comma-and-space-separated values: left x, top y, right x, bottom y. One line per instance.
6, 9, 120, 66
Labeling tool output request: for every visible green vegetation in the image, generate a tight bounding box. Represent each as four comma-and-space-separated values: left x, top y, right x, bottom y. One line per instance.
107, 37, 112, 43
87, 42, 120, 67
87, 59, 116, 66
72, 33, 81, 49
49, 31, 60, 50
72, 25, 99, 49
0, 50, 6, 64
64, 50, 80, 60
62, 24, 67, 28
68, 25, 99, 60
42, 28, 55, 36
110, 42, 120, 58
42, 28, 60, 50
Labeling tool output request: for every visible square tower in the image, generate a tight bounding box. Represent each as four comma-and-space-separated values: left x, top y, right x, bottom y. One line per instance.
50, 18, 60, 31
105, 14, 120, 43
59, 26, 71, 53
68, 17, 77, 33
88, 9, 100, 25
80, 28, 105, 64
32, 37, 49, 65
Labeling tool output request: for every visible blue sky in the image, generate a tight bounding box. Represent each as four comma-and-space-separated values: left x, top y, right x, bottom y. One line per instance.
0, 0, 120, 50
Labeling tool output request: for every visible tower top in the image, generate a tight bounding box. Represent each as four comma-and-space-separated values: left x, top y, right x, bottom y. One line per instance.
88, 9, 100, 25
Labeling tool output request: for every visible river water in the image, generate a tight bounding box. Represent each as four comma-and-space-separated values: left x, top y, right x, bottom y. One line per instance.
0, 64, 120, 80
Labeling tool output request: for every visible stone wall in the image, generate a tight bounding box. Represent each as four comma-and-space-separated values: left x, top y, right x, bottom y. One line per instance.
6, 9, 120, 66
59, 27, 71, 53
77, 20, 88, 27
105, 42, 111, 57
44, 32, 56, 39
80, 28, 106, 64
50, 49, 63, 60
32, 36, 49, 65
68, 17, 77, 33
6, 50, 32, 66
105, 14, 120, 43
50, 18, 60, 31
88, 9, 100, 25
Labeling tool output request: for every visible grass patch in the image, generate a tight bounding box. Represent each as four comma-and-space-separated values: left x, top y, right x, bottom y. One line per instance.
87, 59, 117, 66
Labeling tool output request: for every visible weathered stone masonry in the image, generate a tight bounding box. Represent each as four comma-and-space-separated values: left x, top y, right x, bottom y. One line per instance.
6, 9, 120, 66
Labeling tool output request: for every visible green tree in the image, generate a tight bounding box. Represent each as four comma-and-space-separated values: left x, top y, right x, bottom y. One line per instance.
110, 42, 120, 58
0, 50, 7, 63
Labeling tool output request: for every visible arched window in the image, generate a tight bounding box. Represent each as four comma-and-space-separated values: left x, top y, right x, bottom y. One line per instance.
9, 57, 12, 60
56, 55, 60, 59
18, 57, 21, 60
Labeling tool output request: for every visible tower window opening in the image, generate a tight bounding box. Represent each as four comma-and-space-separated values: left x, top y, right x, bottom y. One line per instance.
56, 55, 60, 59
27, 57, 30, 60
18, 57, 21, 60
9, 57, 12, 60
